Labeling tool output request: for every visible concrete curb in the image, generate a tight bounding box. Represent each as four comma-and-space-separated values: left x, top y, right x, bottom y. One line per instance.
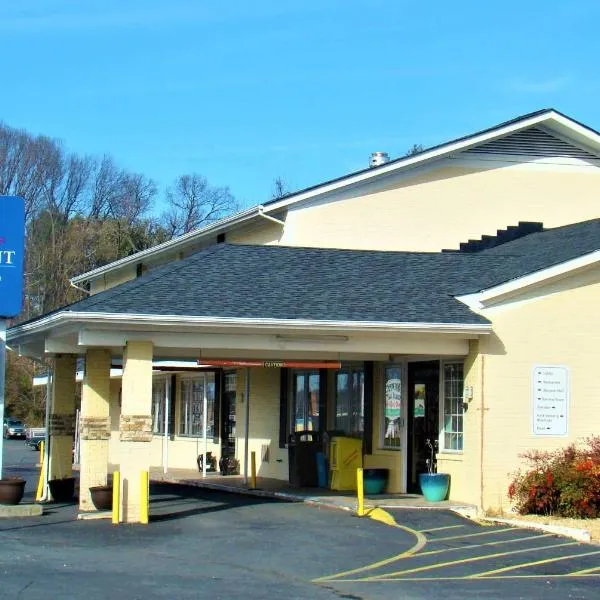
475, 515, 592, 543
0, 503, 44, 518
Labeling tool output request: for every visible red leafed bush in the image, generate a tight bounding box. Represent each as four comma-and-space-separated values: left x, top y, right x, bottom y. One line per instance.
508, 436, 600, 518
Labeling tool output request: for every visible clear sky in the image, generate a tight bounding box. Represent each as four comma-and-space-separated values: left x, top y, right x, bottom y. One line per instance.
2, 0, 599, 211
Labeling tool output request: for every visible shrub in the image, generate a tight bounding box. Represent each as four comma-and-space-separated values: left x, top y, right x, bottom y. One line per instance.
508, 436, 600, 518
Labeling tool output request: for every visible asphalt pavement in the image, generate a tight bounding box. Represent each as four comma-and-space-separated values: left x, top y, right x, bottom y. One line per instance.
1, 441, 599, 599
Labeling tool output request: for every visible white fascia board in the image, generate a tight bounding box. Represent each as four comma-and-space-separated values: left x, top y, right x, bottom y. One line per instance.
70, 206, 260, 284
456, 250, 600, 311
8, 311, 492, 341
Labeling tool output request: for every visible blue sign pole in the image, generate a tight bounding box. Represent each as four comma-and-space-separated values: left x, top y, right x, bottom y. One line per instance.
0, 196, 26, 480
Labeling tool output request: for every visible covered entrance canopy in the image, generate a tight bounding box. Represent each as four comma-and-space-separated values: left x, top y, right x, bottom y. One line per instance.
7, 243, 502, 522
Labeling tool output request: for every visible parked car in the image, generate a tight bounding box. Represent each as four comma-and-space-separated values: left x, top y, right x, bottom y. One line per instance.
25, 428, 46, 450
3, 418, 26, 439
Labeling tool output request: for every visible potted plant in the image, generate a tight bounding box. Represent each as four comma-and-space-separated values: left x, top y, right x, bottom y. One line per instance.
48, 476, 76, 503
418, 439, 450, 502
90, 476, 113, 511
0, 477, 26, 505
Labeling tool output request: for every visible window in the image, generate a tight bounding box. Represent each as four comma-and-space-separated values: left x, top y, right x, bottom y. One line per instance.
442, 363, 464, 451
179, 374, 215, 437
335, 368, 364, 436
383, 366, 402, 448
151, 378, 167, 434
292, 371, 320, 432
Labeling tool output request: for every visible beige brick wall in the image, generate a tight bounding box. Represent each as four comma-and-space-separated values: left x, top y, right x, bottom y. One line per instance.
236, 368, 288, 481
119, 341, 153, 523
281, 165, 600, 252
79, 349, 112, 511
49, 355, 77, 481
476, 268, 600, 512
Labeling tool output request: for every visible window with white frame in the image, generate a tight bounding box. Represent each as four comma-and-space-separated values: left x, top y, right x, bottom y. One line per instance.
383, 366, 402, 449
179, 374, 215, 437
442, 362, 464, 451
335, 367, 364, 436
292, 370, 320, 432
151, 378, 167, 435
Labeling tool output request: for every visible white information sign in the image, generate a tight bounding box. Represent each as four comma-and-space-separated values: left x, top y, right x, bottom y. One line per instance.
532, 365, 569, 436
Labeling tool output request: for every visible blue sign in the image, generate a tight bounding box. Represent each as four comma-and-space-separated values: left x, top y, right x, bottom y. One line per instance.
0, 196, 25, 318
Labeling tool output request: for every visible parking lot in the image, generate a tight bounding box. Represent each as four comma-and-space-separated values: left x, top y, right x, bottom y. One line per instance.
1, 440, 599, 599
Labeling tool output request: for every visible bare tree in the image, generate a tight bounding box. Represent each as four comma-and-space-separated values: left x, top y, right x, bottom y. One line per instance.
271, 176, 290, 200
405, 143, 424, 156
163, 174, 238, 238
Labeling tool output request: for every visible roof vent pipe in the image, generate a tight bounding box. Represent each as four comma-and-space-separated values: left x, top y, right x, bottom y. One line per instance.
369, 151, 390, 168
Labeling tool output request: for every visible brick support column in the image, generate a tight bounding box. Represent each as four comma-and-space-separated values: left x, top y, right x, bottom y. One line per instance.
79, 349, 112, 512
48, 355, 77, 484
120, 341, 153, 523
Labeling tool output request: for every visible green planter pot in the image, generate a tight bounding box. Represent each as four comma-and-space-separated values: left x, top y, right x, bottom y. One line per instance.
419, 473, 450, 502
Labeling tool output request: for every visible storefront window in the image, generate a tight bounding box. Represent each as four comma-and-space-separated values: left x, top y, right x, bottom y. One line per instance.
151, 378, 166, 434
443, 363, 464, 451
292, 371, 320, 432
383, 366, 402, 448
180, 374, 215, 437
335, 368, 364, 436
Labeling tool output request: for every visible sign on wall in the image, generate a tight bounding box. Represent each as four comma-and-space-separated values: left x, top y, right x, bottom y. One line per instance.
532, 365, 569, 436
0, 196, 25, 318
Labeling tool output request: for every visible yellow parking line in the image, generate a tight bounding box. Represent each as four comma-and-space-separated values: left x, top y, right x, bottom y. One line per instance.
432, 527, 516, 542
568, 564, 600, 576
334, 573, 600, 582
313, 524, 427, 583
418, 524, 465, 533
469, 549, 600, 578
361, 540, 578, 580
418, 533, 555, 557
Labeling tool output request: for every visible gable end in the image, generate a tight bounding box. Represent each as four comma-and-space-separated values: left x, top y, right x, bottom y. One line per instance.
462, 127, 599, 161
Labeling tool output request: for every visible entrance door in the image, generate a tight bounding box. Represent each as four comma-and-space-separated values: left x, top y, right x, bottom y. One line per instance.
407, 361, 439, 493
220, 372, 237, 460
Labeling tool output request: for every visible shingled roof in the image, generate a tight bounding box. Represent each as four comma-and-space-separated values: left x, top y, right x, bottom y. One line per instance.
36, 218, 598, 328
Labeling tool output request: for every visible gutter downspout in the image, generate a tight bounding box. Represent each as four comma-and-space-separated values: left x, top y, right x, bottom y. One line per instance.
257, 205, 285, 226
243, 367, 251, 485
69, 280, 91, 295
479, 355, 485, 512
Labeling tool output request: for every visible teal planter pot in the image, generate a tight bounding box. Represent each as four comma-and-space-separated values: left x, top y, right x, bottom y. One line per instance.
419, 473, 450, 502
363, 468, 389, 494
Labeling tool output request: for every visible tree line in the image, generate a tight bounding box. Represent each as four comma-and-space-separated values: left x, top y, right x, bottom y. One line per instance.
1, 121, 238, 424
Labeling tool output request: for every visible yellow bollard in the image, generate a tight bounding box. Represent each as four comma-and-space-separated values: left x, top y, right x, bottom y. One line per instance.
140, 470, 149, 525
35, 441, 45, 502
356, 467, 365, 517
250, 451, 257, 490
112, 471, 121, 525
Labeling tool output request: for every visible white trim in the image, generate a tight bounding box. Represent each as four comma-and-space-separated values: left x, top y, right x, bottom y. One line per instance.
8, 310, 492, 341
70, 206, 260, 284
456, 250, 600, 310
70, 110, 600, 286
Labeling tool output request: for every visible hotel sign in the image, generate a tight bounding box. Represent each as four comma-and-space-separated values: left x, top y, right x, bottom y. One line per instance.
0, 196, 25, 318
532, 365, 569, 436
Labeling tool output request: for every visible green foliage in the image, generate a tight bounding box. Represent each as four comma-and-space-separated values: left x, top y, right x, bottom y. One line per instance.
508, 437, 600, 518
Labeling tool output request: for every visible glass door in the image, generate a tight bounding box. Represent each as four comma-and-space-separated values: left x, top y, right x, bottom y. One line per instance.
407, 361, 440, 493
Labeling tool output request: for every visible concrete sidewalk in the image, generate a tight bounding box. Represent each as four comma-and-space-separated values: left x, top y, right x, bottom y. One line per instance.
149, 466, 478, 515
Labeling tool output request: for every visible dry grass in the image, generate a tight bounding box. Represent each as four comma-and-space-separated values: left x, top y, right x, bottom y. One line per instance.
491, 513, 600, 543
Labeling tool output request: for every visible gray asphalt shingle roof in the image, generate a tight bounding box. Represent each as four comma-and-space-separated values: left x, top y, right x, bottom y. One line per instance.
54, 218, 599, 327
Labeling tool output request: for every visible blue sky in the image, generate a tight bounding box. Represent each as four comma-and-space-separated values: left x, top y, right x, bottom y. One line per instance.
2, 0, 599, 211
